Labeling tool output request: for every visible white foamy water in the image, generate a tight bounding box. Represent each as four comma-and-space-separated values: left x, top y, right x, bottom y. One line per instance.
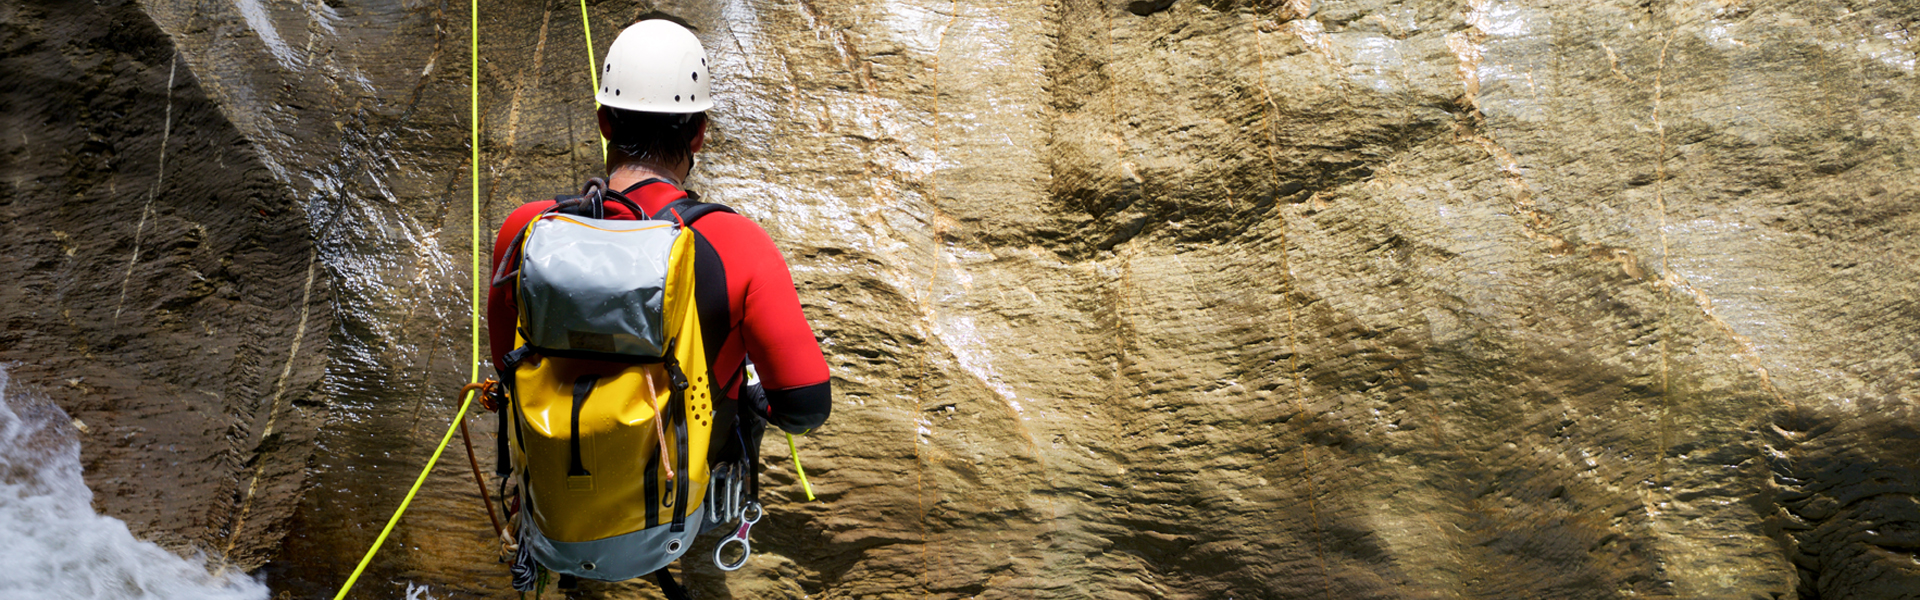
0, 367, 270, 600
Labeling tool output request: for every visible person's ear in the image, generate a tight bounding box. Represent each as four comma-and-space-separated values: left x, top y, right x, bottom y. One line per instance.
597, 107, 614, 141
689, 119, 707, 154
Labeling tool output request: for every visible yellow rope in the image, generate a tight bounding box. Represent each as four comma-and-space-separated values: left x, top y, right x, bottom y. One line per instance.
470, 0, 482, 423
579, 0, 606, 159
786, 432, 816, 501
331, 394, 479, 600
328, 0, 484, 596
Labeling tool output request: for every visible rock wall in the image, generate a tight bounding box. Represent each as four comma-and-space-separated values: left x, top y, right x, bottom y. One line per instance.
4, 0, 1917, 598
0, 0, 329, 570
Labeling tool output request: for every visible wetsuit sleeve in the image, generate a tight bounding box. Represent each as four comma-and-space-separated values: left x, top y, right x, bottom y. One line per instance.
731, 220, 832, 434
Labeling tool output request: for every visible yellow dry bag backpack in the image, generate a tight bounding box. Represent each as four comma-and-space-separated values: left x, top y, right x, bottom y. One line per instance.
489, 178, 752, 590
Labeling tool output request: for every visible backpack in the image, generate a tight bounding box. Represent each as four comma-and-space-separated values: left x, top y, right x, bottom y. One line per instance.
488, 178, 756, 592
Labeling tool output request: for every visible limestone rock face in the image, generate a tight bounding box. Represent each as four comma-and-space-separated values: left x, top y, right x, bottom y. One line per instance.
4, 0, 1918, 598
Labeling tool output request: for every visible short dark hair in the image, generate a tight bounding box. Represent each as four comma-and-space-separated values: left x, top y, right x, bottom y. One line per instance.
632, 12, 695, 31
603, 107, 707, 167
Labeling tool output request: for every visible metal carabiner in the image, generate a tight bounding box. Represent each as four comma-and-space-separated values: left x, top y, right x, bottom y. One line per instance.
713, 501, 763, 571
704, 463, 729, 526
728, 467, 745, 520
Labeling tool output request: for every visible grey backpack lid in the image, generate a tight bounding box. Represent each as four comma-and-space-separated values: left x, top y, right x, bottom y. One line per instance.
517, 214, 681, 358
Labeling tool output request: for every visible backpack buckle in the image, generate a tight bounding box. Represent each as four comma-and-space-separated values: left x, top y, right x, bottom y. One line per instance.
665, 357, 689, 391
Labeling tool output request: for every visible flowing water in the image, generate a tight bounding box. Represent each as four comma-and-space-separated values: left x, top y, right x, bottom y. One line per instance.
0, 366, 269, 600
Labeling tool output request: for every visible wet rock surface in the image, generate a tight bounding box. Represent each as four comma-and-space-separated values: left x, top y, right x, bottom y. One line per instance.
0, 0, 329, 570
4, 0, 1919, 598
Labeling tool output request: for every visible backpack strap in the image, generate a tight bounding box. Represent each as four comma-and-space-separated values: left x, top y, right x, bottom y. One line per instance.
652, 567, 692, 600
650, 196, 736, 226
653, 195, 729, 535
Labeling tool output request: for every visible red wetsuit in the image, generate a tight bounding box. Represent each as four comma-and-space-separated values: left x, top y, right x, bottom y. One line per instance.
487, 180, 831, 433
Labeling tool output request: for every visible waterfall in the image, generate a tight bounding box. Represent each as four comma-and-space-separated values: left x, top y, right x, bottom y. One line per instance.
0, 367, 269, 600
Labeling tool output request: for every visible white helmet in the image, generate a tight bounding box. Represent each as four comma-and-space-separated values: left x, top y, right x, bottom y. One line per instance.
596, 20, 711, 113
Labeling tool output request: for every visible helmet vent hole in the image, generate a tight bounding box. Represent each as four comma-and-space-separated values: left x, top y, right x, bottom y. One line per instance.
675, 95, 681, 102
615, 89, 621, 96
692, 72, 698, 81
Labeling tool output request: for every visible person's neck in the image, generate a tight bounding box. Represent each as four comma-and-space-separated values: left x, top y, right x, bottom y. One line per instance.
607, 161, 685, 192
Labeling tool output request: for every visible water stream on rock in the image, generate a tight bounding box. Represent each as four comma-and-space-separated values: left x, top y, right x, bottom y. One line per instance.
0, 366, 269, 600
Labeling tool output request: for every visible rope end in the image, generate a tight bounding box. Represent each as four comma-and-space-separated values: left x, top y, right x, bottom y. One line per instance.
786, 432, 816, 502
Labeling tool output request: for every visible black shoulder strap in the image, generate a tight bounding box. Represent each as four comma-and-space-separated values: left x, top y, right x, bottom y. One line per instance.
653, 567, 692, 600
650, 196, 736, 226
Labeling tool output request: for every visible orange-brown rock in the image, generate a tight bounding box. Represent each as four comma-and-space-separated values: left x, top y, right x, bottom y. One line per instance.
3, 0, 1916, 598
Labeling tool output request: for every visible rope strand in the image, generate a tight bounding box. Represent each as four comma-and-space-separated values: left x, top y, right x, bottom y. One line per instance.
328, 0, 485, 596
786, 432, 816, 502
579, 0, 606, 159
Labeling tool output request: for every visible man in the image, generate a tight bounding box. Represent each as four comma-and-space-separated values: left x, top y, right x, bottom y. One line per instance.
486, 17, 830, 453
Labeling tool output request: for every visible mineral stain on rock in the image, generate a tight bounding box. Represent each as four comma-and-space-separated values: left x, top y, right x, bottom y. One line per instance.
2, 0, 1918, 599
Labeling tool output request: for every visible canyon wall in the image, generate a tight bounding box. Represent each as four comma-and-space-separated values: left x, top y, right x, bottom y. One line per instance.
0, 0, 330, 570
3, 0, 1916, 598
